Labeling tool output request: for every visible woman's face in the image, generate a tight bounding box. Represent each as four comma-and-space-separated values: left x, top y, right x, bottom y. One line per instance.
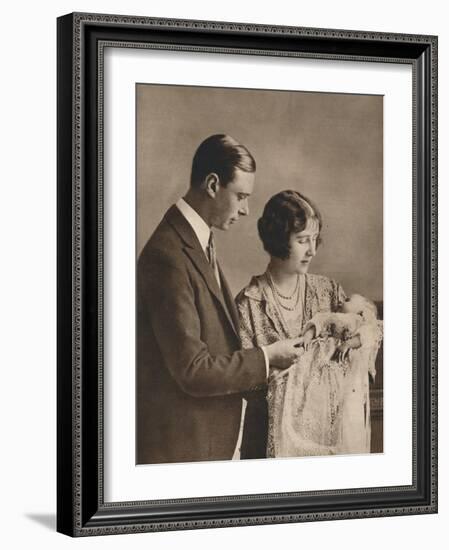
283, 218, 319, 274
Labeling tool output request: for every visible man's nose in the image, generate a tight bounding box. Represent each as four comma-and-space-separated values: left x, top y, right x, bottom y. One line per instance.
239, 200, 249, 216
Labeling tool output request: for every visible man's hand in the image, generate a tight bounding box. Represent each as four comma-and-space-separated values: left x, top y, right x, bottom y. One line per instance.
264, 338, 304, 369
301, 328, 314, 350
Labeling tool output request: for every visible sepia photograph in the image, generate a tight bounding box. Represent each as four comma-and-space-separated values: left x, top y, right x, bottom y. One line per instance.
56, 11, 437, 536
135, 83, 384, 466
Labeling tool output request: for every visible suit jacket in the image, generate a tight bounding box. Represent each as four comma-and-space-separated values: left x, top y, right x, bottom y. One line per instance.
137, 205, 267, 464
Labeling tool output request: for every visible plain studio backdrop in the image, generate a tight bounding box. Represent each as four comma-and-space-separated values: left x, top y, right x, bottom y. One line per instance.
0, 1, 446, 549
137, 85, 383, 300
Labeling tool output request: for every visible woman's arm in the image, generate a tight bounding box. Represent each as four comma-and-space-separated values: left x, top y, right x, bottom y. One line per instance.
236, 294, 257, 350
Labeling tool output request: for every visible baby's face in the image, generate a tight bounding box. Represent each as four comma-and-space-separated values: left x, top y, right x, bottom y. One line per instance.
341, 294, 367, 315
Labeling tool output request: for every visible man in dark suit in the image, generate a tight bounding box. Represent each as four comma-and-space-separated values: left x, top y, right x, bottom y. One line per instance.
137, 134, 301, 464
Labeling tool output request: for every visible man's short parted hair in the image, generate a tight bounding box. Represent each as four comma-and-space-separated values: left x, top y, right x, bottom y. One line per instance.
258, 190, 323, 260
190, 134, 256, 188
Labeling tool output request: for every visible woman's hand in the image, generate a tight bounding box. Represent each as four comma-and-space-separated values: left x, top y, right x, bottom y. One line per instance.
334, 342, 351, 364
334, 334, 362, 363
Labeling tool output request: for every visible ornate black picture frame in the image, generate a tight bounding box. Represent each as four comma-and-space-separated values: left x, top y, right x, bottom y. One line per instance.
57, 12, 438, 536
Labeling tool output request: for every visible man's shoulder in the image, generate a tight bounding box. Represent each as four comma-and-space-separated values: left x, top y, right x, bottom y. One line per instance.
139, 210, 184, 266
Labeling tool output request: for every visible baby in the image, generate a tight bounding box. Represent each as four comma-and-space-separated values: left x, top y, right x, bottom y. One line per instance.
298, 294, 378, 363
268, 293, 382, 457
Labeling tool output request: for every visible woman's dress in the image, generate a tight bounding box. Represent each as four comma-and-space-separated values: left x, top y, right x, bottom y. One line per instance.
236, 273, 382, 458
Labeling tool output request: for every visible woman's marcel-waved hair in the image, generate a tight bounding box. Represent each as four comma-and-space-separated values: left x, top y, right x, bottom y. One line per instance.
257, 190, 322, 260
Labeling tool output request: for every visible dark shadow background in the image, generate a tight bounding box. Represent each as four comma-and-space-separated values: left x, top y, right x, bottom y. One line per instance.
137, 84, 383, 301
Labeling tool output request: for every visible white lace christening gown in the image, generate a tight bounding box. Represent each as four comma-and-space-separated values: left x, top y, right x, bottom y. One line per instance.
267, 321, 383, 458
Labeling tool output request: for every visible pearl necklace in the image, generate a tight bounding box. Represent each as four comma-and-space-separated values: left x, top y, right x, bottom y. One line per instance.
267, 272, 301, 312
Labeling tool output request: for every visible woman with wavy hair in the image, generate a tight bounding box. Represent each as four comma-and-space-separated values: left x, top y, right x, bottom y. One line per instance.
236, 190, 382, 459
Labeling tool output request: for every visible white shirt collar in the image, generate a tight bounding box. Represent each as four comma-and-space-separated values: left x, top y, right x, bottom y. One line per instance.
176, 198, 211, 253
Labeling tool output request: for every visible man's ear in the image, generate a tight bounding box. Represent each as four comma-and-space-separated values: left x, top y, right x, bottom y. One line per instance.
205, 173, 220, 198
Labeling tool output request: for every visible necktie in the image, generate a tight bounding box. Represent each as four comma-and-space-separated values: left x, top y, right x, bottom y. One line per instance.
207, 232, 221, 287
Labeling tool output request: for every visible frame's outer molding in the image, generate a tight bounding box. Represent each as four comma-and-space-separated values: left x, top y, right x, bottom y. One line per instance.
57, 12, 438, 537
57, 13, 76, 538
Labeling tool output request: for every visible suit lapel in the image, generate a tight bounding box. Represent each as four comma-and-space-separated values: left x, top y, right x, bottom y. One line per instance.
166, 205, 239, 339
218, 264, 240, 334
